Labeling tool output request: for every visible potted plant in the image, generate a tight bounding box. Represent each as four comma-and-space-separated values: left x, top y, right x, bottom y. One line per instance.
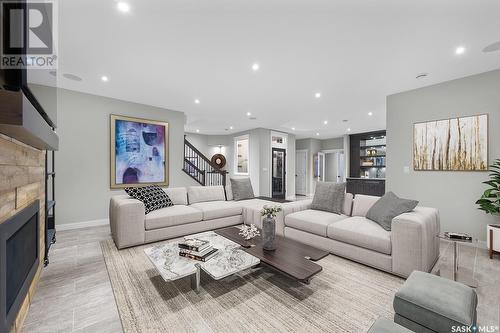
260, 205, 282, 251
476, 158, 500, 258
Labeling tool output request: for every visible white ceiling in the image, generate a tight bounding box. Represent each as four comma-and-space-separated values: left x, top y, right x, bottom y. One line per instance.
56, 0, 500, 139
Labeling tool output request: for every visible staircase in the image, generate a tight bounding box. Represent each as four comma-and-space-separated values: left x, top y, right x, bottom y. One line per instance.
183, 138, 227, 187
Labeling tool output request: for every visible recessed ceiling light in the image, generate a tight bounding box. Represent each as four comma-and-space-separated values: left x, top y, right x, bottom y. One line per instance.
483, 41, 500, 53
196, 129, 200, 133
62, 73, 82, 81
252, 63, 260, 71
291, 127, 295, 131
323, 120, 328, 125
194, 99, 200, 104
455, 46, 466, 55
315, 92, 321, 98
346, 128, 351, 132
316, 132, 320, 136
117, 2, 130, 13
246, 112, 252, 116
368, 112, 373, 116
101, 75, 109, 82
229, 126, 233, 130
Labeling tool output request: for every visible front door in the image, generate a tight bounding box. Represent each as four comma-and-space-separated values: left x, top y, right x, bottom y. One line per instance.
272, 148, 286, 199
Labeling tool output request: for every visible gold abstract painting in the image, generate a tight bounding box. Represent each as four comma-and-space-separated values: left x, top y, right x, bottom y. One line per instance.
413, 114, 488, 171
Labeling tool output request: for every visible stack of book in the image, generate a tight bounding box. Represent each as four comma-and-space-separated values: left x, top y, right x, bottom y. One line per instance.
178, 238, 218, 262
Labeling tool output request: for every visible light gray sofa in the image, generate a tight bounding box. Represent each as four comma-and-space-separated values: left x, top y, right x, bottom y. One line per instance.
283, 194, 440, 278
109, 185, 309, 249
110, 185, 440, 278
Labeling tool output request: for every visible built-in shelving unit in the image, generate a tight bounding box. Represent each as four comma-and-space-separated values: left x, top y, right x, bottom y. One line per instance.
44, 150, 56, 266
347, 130, 386, 196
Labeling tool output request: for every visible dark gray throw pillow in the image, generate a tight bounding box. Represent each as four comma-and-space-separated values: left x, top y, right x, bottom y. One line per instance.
311, 182, 346, 214
366, 192, 419, 231
230, 178, 255, 201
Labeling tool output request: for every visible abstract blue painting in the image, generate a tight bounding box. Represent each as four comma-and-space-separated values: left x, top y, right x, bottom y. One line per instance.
111, 115, 169, 188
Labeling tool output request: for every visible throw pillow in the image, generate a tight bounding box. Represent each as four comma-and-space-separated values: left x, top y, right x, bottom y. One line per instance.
230, 178, 255, 201
311, 182, 346, 214
366, 191, 419, 231
124, 185, 173, 214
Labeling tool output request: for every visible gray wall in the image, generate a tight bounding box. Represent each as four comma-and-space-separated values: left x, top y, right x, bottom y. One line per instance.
55, 89, 197, 225
321, 137, 343, 150
386, 69, 500, 241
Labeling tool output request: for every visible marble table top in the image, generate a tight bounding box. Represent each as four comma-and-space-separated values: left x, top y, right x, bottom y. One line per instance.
144, 231, 260, 281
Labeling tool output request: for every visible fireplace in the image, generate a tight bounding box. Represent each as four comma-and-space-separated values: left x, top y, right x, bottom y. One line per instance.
0, 200, 39, 333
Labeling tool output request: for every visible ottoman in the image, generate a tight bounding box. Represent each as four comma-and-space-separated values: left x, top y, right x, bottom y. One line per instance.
394, 271, 478, 333
368, 318, 413, 333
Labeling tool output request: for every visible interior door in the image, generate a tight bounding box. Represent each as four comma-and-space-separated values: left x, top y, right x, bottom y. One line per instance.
295, 150, 307, 195
317, 152, 325, 182
272, 148, 286, 199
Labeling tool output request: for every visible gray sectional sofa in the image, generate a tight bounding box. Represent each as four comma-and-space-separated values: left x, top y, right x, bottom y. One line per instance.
109, 185, 309, 249
109, 185, 440, 278
283, 194, 440, 278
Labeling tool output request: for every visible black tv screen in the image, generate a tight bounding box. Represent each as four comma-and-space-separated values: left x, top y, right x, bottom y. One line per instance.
0, 0, 57, 129
25, 67, 58, 128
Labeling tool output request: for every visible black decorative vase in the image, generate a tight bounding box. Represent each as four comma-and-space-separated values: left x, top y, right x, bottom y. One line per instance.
262, 215, 276, 251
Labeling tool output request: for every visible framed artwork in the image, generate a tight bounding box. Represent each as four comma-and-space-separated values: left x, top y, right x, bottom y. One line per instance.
110, 115, 169, 188
413, 114, 488, 171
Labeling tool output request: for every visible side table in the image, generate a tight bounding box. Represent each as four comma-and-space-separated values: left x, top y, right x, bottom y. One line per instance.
436, 234, 478, 288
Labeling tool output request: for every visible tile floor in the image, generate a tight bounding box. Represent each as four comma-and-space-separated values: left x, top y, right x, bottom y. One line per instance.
21, 226, 122, 333
21, 226, 500, 333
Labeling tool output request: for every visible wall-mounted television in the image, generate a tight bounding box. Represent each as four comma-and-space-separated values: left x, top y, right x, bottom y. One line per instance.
0, 0, 58, 149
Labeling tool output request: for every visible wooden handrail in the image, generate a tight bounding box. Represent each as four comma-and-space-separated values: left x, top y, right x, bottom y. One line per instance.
184, 158, 205, 175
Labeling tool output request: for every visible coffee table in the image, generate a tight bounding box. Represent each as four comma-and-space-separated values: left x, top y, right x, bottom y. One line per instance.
144, 231, 260, 292
215, 226, 329, 284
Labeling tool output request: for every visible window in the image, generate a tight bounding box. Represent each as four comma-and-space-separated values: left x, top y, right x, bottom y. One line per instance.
234, 135, 249, 175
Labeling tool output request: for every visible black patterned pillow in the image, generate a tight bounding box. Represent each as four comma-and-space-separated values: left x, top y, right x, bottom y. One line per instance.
124, 185, 173, 214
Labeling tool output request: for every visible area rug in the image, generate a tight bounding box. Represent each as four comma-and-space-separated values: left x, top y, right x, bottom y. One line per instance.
101, 239, 404, 333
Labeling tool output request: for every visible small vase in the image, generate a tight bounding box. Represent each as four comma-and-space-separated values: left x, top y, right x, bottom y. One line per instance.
262, 215, 276, 251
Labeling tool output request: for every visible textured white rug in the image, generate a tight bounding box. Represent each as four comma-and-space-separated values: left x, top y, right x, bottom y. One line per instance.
101, 239, 404, 333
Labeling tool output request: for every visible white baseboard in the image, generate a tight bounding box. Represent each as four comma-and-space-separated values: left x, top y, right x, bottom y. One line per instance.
57, 218, 109, 231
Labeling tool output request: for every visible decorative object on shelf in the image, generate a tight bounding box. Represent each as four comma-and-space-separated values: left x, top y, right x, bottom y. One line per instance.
211, 153, 226, 169
366, 148, 377, 156
110, 115, 169, 188
476, 158, 500, 258
260, 205, 282, 251
413, 114, 488, 171
239, 224, 260, 240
